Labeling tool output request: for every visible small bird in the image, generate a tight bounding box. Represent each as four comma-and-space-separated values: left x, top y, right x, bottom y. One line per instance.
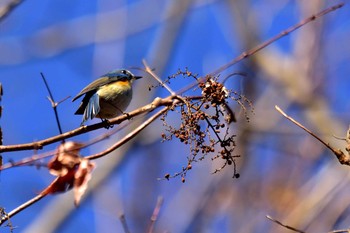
72, 69, 142, 125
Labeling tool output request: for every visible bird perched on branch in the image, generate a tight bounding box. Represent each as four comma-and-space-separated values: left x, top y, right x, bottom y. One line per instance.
72, 69, 142, 125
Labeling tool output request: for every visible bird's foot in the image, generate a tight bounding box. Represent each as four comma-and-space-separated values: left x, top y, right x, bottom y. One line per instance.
101, 119, 114, 129
122, 112, 131, 120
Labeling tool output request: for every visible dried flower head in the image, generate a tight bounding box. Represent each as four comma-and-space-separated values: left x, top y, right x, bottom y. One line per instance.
160, 71, 252, 181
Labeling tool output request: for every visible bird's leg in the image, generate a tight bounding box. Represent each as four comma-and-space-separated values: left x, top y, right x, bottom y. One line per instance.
110, 104, 131, 119
97, 112, 114, 129
122, 112, 131, 120
102, 118, 114, 129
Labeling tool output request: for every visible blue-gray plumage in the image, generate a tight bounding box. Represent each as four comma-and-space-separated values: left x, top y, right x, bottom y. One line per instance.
72, 69, 142, 125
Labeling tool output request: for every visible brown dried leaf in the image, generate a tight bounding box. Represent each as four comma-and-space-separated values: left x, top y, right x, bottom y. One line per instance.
42, 158, 95, 206
48, 141, 84, 176
74, 159, 95, 206
41, 170, 75, 195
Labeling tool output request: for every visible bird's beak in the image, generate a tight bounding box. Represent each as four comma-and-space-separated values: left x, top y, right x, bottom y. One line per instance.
134, 76, 143, 80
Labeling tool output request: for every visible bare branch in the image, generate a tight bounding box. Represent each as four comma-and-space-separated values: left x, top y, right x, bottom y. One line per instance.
210, 3, 344, 76
0, 0, 23, 23
41, 72, 66, 137
147, 196, 164, 233
86, 106, 170, 160
266, 215, 305, 233
143, 59, 176, 95
174, 3, 345, 97
119, 213, 131, 233
0, 193, 46, 226
0, 95, 177, 153
275, 105, 350, 165
329, 229, 350, 233
0, 121, 131, 171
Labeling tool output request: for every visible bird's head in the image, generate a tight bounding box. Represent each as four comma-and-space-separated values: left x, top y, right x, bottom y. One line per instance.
107, 69, 142, 83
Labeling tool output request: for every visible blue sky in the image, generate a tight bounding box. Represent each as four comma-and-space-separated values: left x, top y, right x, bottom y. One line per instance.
1, 1, 350, 232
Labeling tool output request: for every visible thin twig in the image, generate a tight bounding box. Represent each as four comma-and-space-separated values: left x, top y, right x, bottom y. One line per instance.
329, 229, 350, 233
86, 106, 171, 160
275, 105, 350, 165
119, 213, 131, 233
147, 196, 164, 233
176, 3, 344, 96
0, 0, 23, 23
142, 59, 176, 96
0, 116, 132, 171
333, 135, 347, 141
0, 95, 177, 153
210, 3, 344, 76
0, 82, 2, 168
0, 155, 47, 171
40, 73, 66, 138
0, 121, 131, 171
0, 3, 343, 153
0, 193, 46, 226
266, 215, 305, 233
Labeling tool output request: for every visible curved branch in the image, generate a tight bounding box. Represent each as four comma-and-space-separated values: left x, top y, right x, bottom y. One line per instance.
0, 193, 46, 226
86, 106, 171, 160
0, 0, 23, 23
275, 105, 350, 166
0, 96, 177, 153
210, 3, 344, 76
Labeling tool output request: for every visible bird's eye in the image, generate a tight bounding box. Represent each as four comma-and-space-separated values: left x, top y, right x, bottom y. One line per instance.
121, 70, 127, 74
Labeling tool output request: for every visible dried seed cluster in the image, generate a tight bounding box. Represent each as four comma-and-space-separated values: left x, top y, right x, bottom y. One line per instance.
200, 78, 229, 107
161, 72, 251, 182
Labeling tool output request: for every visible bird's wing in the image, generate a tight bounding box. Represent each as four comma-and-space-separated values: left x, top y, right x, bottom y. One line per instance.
72, 77, 112, 102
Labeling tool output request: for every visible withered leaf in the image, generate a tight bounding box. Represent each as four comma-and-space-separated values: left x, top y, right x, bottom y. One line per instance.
73, 159, 95, 206
48, 141, 84, 176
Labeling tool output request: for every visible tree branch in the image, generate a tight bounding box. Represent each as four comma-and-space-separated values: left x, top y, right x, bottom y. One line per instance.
0, 193, 46, 226
0, 95, 178, 153
275, 105, 350, 166
86, 106, 170, 160
0, 0, 23, 23
147, 196, 164, 233
266, 215, 305, 233
210, 3, 344, 76
41, 72, 67, 138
